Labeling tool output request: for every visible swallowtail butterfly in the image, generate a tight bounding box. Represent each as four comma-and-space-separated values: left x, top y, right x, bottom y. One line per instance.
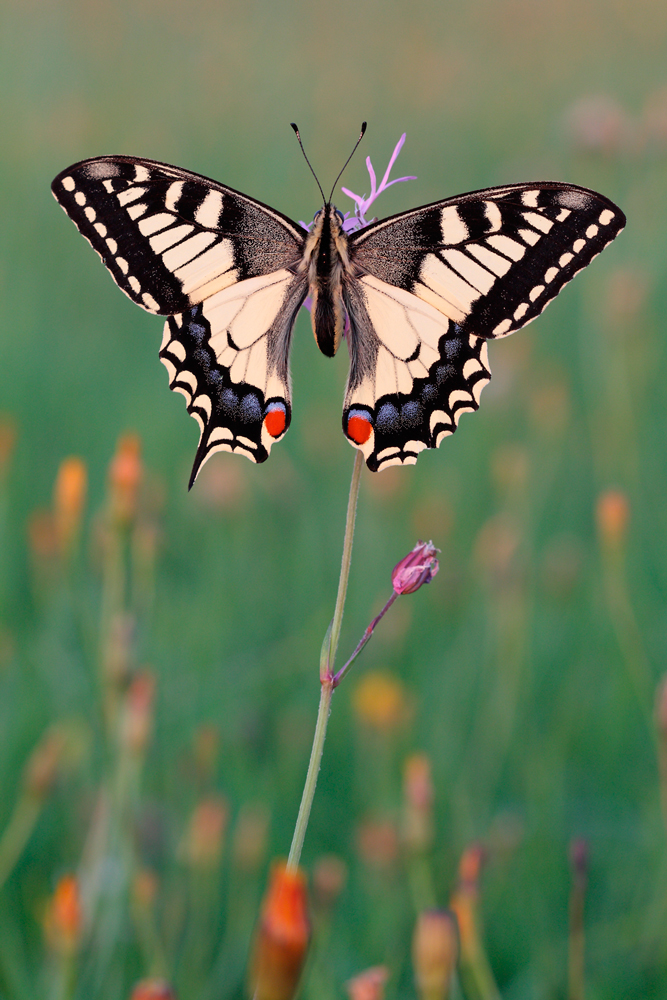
52, 139, 624, 481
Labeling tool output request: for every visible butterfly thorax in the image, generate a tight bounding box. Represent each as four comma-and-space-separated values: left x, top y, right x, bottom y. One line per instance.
301, 204, 351, 358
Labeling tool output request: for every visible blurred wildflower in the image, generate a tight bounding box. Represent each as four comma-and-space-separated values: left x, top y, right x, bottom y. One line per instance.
352, 671, 411, 731
341, 133, 416, 231
23, 726, 70, 800
129, 980, 176, 1000
44, 874, 82, 956
540, 534, 583, 599
232, 802, 271, 872
312, 854, 348, 911
109, 432, 143, 526
183, 794, 229, 869
564, 94, 632, 156
596, 489, 630, 550
191, 723, 220, 785
490, 444, 529, 499
356, 815, 400, 870
346, 965, 389, 1000
604, 267, 649, 326
193, 457, 248, 512
412, 910, 458, 1000
528, 379, 570, 439
28, 508, 59, 561
474, 513, 521, 585
391, 540, 439, 595
250, 861, 310, 1000
132, 867, 159, 910
402, 753, 434, 854
53, 456, 87, 556
119, 671, 156, 756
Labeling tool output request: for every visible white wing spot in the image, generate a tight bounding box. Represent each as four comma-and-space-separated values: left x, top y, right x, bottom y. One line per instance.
134, 165, 150, 182
143, 292, 160, 311
487, 235, 525, 261
128, 276, 141, 294
463, 358, 483, 379
193, 394, 212, 420
468, 244, 511, 276
493, 318, 512, 336
599, 209, 615, 225
195, 190, 224, 229
573, 239, 586, 253
519, 228, 540, 246
529, 285, 544, 301
74, 191, 86, 206
84, 206, 96, 222
586, 224, 598, 238
557, 208, 571, 221
514, 302, 529, 320
117, 186, 147, 206
138, 213, 175, 237
94, 223, 107, 237
484, 202, 503, 231
106, 238, 117, 253
127, 202, 147, 220
103, 180, 115, 194
559, 252, 574, 266
521, 190, 539, 207
165, 182, 184, 212
170, 340, 186, 362
545, 267, 559, 283
522, 211, 553, 233
116, 257, 129, 274
436, 429, 453, 446
62, 176, 75, 192
150, 224, 194, 254
429, 410, 448, 433
440, 205, 469, 244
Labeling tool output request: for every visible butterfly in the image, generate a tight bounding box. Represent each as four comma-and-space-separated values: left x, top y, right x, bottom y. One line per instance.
52, 132, 625, 483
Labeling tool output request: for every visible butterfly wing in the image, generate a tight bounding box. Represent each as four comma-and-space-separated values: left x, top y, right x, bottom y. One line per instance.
344, 182, 625, 471
52, 156, 308, 478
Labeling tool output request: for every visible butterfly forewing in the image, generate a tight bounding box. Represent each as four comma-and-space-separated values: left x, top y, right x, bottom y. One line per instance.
51, 156, 305, 315
343, 182, 625, 471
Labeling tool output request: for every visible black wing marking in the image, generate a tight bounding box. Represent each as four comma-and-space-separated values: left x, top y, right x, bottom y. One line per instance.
52, 156, 305, 316
342, 277, 490, 471
160, 269, 308, 485
349, 182, 625, 340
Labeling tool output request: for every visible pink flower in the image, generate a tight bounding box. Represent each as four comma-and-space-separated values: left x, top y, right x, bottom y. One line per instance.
391, 541, 439, 595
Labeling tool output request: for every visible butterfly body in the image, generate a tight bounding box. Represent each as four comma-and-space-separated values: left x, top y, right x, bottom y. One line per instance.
52, 152, 625, 481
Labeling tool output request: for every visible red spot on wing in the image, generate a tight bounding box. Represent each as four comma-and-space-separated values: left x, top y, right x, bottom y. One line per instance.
347, 414, 372, 444
264, 408, 286, 438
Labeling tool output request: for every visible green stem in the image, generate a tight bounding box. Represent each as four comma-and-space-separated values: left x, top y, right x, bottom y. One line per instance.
286, 450, 364, 871
0, 793, 42, 892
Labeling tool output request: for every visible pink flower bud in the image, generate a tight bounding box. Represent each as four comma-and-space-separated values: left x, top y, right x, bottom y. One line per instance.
391, 541, 439, 595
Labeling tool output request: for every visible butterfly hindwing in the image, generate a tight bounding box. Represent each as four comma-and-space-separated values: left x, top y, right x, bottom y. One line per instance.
51, 156, 305, 315
160, 269, 308, 483
342, 182, 625, 469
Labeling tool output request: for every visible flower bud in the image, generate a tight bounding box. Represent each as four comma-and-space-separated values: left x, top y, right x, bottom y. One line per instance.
232, 802, 270, 872
345, 966, 389, 1000
109, 433, 143, 525
120, 671, 156, 756
53, 456, 87, 555
412, 910, 458, 1000
391, 541, 439, 595
129, 980, 176, 1000
44, 875, 82, 955
23, 728, 68, 799
312, 854, 348, 911
596, 489, 629, 550
250, 861, 310, 1000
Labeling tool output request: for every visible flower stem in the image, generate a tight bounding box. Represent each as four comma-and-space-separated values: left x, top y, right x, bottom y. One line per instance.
286, 450, 364, 871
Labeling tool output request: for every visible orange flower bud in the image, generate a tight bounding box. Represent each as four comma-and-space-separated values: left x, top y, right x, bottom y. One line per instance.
44, 875, 82, 955
345, 966, 389, 1000
412, 910, 458, 1000
53, 456, 87, 555
250, 861, 310, 1000
129, 979, 176, 1000
596, 489, 629, 549
109, 433, 143, 524
183, 795, 228, 869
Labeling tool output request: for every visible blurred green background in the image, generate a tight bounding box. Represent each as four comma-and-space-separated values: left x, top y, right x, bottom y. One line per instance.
1, 0, 667, 997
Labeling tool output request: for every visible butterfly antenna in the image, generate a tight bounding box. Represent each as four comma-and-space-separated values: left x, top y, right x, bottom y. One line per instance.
290, 123, 326, 205
328, 122, 367, 203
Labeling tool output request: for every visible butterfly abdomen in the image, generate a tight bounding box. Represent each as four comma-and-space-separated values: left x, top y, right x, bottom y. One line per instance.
303, 205, 349, 358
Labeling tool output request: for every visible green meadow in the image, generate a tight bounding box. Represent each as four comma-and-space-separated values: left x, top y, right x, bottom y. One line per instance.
1, 0, 667, 996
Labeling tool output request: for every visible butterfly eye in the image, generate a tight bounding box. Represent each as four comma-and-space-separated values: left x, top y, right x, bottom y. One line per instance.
334, 209, 345, 224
